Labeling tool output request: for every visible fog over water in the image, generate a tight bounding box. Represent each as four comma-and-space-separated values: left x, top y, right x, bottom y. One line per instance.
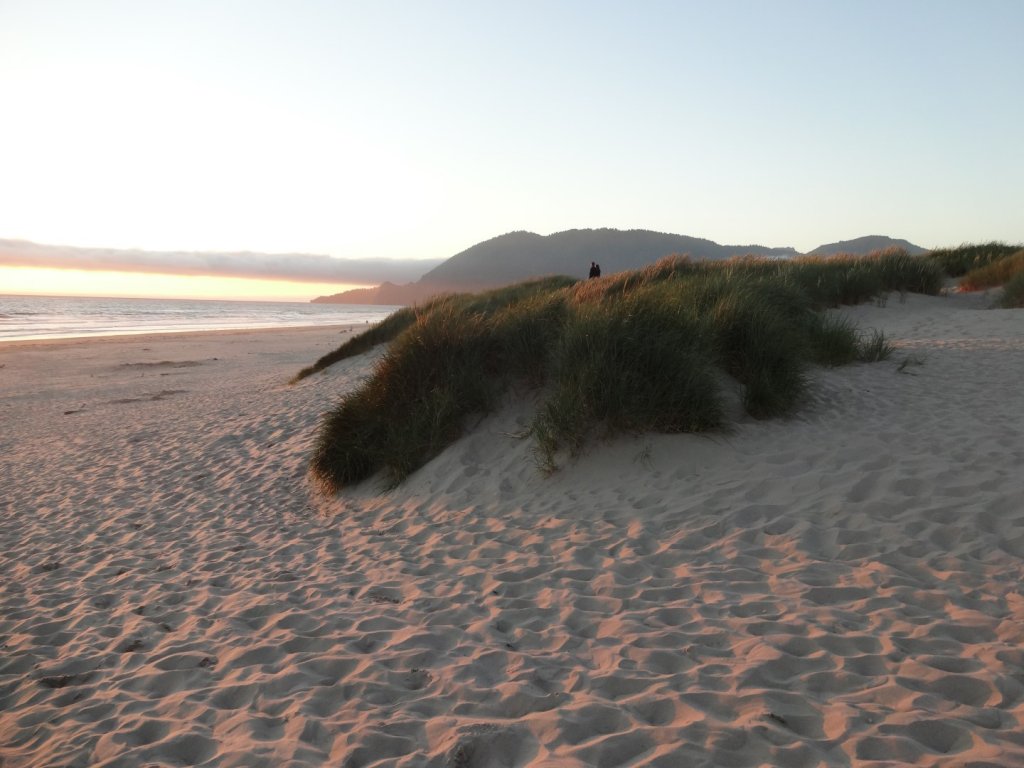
0, 239, 444, 285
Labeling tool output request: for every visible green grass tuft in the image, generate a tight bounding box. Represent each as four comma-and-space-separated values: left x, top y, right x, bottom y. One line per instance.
806, 313, 861, 367
532, 284, 724, 470
856, 329, 895, 362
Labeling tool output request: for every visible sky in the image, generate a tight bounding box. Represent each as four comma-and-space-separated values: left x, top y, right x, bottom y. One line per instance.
1, 0, 1022, 300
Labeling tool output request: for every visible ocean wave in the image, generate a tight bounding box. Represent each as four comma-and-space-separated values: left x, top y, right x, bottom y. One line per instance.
0, 295, 400, 341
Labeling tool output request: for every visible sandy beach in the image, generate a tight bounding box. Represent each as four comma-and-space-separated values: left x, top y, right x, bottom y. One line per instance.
2, 292, 1023, 767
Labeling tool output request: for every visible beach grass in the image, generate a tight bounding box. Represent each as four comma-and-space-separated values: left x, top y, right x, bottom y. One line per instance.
937, 243, 1024, 308
856, 328, 896, 362
308, 249, 941, 491
927, 242, 1022, 277
958, 249, 1024, 292
999, 272, 1024, 308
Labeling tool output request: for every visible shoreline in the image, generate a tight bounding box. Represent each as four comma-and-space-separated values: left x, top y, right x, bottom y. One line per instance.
0, 321, 365, 349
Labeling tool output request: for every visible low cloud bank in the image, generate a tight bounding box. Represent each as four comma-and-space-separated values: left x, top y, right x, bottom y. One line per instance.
0, 239, 443, 285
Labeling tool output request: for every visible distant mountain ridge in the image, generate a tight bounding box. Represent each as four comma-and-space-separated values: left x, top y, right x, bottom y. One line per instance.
418, 229, 796, 286
313, 228, 801, 305
808, 235, 928, 257
313, 229, 926, 305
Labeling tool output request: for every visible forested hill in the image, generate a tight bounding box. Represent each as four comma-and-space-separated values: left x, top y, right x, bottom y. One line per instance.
312, 228, 798, 305
808, 235, 927, 257
312, 229, 926, 305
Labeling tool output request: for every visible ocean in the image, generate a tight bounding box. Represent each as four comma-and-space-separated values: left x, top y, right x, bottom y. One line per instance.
0, 294, 402, 342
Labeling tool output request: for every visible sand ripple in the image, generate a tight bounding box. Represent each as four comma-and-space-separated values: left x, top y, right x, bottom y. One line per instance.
2, 297, 1024, 766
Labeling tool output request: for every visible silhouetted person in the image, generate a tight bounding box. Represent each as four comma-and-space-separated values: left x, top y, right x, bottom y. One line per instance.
588, 261, 598, 279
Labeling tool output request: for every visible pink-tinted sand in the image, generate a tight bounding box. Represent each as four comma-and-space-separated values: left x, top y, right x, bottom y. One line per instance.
2, 292, 1023, 767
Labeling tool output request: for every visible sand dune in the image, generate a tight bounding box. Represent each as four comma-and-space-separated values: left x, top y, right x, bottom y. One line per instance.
2, 292, 1023, 766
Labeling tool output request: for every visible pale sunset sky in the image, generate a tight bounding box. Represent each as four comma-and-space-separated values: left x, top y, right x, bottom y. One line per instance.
1, 1, 1021, 300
